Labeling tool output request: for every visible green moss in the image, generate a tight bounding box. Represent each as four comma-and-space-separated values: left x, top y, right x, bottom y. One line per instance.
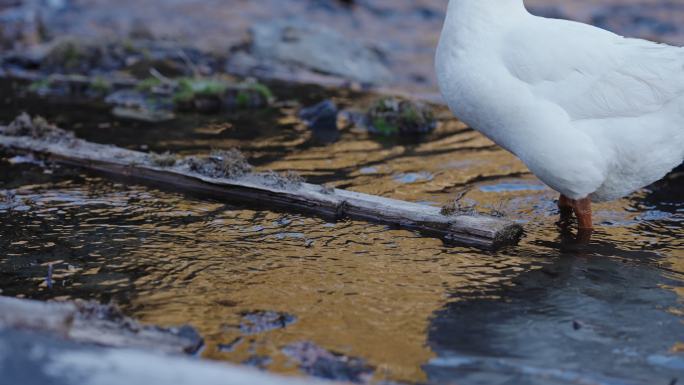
245, 81, 273, 101
366, 97, 435, 136
50, 40, 85, 69
400, 105, 420, 123
236, 91, 250, 108
91, 77, 112, 94
136, 77, 162, 92
121, 39, 138, 54
28, 78, 52, 93
371, 117, 398, 135
173, 78, 228, 104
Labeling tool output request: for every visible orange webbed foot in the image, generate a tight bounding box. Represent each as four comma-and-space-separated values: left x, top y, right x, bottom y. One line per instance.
558, 195, 594, 243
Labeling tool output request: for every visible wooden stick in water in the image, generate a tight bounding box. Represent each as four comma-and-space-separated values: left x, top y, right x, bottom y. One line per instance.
0, 121, 523, 249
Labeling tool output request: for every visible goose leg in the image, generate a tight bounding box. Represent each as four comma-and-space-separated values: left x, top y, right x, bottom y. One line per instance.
573, 197, 594, 230
558, 195, 594, 230
558, 195, 573, 219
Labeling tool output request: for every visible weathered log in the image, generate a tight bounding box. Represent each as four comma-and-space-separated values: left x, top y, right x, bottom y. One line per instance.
0, 122, 523, 249
0, 296, 203, 354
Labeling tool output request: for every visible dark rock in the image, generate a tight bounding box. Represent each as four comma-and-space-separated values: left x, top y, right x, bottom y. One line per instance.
364, 97, 436, 136
283, 341, 374, 383
217, 336, 243, 353
242, 355, 272, 369
299, 100, 338, 131
173, 78, 272, 112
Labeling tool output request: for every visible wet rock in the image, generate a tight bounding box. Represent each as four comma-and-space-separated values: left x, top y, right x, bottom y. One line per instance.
106, 89, 175, 122
111, 106, 175, 123
242, 355, 272, 369
299, 99, 341, 144
283, 341, 374, 383
26, 74, 116, 99
173, 78, 273, 112
0, 189, 22, 211
239, 310, 296, 335
249, 20, 392, 85
363, 97, 436, 136
5, 37, 219, 77
0, 296, 204, 354
217, 336, 243, 352
299, 100, 338, 131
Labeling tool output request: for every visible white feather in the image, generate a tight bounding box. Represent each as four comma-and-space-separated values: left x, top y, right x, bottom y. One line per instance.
436, 0, 684, 201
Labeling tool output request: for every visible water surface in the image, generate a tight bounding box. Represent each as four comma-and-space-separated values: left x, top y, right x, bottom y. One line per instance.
0, 82, 682, 384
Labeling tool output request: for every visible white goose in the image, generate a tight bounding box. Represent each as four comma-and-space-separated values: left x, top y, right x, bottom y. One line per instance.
436, 0, 684, 231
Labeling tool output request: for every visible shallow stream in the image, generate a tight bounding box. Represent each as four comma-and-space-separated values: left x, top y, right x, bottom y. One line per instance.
0, 79, 682, 385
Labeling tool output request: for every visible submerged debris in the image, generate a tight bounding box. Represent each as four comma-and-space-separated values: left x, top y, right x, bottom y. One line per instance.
74, 301, 204, 353
3, 113, 75, 143
257, 170, 305, 189
283, 341, 374, 383
182, 148, 304, 189
365, 97, 436, 136
186, 149, 253, 179
319, 184, 335, 195
239, 310, 296, 335
0, 190, 21, 211
440, 189, 476, 216
148, 151, 177, 167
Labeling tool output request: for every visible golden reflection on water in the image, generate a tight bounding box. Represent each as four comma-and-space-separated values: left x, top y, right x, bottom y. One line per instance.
1, 110, 682, 383
125, 205, 539, 382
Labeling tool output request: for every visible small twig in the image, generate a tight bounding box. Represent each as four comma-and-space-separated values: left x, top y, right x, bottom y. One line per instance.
177, 48, 200, 77
148, 68, 174, 84
46, 263, 54, 289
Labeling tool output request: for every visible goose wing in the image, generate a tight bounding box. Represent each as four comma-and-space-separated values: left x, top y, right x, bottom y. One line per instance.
503, 17, 684, 122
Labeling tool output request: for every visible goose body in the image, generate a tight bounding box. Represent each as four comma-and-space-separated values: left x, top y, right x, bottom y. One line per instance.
436, 0, 684, 228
